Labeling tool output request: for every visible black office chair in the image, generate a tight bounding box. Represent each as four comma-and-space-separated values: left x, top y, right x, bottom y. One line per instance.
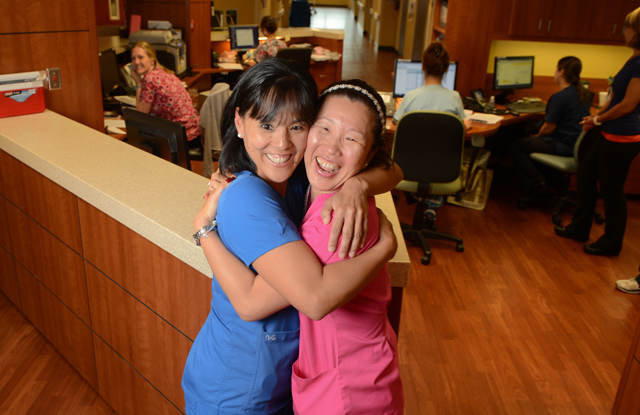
276, 48, 312, 72
526, 126, 605, 225
392, 111, 465, 265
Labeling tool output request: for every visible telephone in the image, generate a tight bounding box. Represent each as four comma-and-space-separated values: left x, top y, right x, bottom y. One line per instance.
464, 88, 508, 115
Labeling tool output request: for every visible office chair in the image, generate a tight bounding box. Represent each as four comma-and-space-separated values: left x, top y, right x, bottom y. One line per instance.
526, 126, 604, 225
199, 82, 230, 178
392, 111, 465, 265
276, 48, 313, 72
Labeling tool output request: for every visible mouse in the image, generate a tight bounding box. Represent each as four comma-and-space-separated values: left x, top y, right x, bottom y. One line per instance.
509, 110, 520, 116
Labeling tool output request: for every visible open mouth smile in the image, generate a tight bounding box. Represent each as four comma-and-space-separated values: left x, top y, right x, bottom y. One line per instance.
316, 156, 341, 174
266, 154, 292, 164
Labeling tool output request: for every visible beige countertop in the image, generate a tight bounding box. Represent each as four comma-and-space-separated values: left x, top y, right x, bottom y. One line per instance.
211, 27, 345, 42
0, 110, 408, 286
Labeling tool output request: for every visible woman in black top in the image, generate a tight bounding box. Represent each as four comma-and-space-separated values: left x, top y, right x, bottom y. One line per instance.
555, 7, 640, 257
509, 56, 590, 199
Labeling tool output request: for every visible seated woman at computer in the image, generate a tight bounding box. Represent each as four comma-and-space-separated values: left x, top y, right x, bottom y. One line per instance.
392, 42, 470, 219
129, 41, 201, 142
256, 16, 287, 62
392, 42, 470, 129
509, 56, 591, 199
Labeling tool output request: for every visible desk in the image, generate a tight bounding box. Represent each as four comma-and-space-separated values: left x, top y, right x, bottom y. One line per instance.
385, 109, 545, 139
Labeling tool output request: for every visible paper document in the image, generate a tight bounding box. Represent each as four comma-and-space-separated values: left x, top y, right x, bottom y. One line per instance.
104, 119, 126, 134
469, 113, 503, 124
218, 63, 243, 70
114, 95, 136, 107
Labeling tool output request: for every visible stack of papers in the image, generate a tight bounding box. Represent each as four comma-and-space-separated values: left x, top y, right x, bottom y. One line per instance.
469, 113, 503, 124
104, 119, 126, 134
114, 95, 136, 107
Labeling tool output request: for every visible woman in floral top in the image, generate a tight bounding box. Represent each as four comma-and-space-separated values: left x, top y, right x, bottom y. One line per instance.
130, 41, 201, 141
256, 16, 288, 62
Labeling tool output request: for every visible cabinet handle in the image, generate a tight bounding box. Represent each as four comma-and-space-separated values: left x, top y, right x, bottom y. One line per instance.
613, 24, 617, 35
538, 19, 542, 31
547, 20, 551, 32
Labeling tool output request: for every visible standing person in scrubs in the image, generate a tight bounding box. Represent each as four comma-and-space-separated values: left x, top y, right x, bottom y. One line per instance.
182, 60, 402, 414
555, 7, 640, 256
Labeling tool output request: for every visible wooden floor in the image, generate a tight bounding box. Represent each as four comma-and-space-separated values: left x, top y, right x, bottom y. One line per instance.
2, 7, 640, 415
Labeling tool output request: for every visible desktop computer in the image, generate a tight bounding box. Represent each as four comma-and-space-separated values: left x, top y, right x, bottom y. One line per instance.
493, 56, 546, 113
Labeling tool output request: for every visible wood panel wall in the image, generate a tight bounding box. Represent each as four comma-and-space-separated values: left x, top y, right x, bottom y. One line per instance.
0, 149, 214, 414
127, 0, 212, 71
445, 0, 512, 98
95, 0, 126, 26
0, 0, 103, 131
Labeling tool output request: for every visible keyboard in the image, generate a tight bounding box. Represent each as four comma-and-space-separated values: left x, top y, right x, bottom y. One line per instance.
506, 101, 547, 114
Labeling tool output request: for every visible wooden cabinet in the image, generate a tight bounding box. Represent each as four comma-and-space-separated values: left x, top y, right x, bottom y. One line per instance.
575, 0, 636, 42
510, 0, 580, 39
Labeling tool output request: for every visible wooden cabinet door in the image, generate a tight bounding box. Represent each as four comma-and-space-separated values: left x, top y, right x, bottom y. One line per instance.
510, 0, 553, 37
510, 0, 580, 39
575, 0, 635, 42
545, 0, 580, 38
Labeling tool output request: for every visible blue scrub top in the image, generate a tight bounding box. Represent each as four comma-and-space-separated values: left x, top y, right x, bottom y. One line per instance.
182, 171, 307, 414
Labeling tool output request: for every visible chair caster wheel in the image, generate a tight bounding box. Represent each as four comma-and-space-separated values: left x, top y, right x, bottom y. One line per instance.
456, 243, 464, 252
595, 213, 605, 224
552, 215, 562, 226
517, 200, 527, 210
421, 255, 431, 265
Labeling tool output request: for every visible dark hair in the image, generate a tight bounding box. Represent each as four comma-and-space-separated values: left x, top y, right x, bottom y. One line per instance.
625, 7, 640, 49
422, 42, 450, 79
260, 16, 278, 34
317, 79, 393, 170
557, 56, 590, 104
218, 59, 318, 176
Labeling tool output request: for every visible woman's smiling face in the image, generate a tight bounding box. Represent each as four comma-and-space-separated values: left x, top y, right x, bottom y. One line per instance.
131, 46, 154, 76
304, 95, 375, 195
235, 108, 307, 195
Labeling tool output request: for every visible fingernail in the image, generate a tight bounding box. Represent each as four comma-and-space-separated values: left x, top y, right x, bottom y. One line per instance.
328, 246, 335, 252
339, 252, 346, 258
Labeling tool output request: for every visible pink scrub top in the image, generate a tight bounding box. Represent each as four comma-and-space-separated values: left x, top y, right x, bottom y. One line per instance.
292, 193, 404, 415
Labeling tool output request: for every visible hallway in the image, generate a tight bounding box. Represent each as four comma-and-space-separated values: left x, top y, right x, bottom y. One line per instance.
311, 6, 397, 92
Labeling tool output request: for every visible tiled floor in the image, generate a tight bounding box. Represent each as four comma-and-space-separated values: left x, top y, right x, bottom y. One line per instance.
310, 6, 398, 92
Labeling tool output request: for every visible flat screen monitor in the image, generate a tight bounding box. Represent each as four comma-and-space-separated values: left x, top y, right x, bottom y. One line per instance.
493, 56, 534, 90
99, 48, 124, 98
442, 61, 458, 91
229, 25, 259, 50
393, 59, 458, 98
123, 107, 192, 171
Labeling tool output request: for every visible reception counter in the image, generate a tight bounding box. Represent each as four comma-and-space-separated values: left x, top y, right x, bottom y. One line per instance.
0, 110, 409, 414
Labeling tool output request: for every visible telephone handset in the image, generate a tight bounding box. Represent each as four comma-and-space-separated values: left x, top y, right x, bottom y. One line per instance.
464, 88, 504, 114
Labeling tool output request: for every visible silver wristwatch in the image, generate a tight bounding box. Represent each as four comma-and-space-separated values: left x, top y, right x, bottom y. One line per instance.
193, 220, 218, 246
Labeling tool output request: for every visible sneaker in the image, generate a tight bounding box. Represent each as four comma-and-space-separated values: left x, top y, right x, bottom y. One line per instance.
616, 277, 640, 294
427, 195, 444, 208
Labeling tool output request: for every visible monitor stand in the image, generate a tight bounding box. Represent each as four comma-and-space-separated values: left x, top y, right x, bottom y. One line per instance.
495, 88, 514, 105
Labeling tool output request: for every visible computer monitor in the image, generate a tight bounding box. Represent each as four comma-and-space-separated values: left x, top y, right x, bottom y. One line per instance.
229, 25, 259, 51
493, 56, 535, 90
123, 108, 192, 171
442, 61, 458, 91
99, 48, 125, 98
393, 59, 458, 98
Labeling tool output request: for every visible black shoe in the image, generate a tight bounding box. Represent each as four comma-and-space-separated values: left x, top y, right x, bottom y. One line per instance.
583, 242, 621, 256
554, 225, 589, 243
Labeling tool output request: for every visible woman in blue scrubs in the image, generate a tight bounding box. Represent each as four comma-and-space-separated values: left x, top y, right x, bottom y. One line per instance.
182, 59, 402, 415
